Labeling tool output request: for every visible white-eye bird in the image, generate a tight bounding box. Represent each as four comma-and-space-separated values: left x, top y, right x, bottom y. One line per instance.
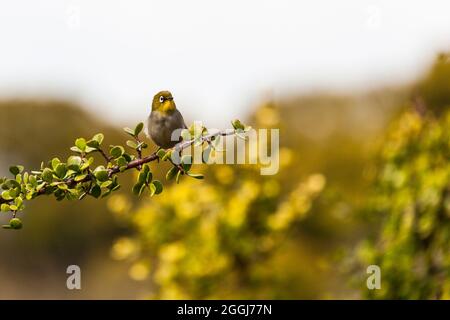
147, 91, 187, 149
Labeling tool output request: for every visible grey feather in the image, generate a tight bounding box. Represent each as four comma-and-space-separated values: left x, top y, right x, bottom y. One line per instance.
147, 109, 187, 149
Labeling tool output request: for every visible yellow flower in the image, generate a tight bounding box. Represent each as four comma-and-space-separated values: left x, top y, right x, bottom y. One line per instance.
215, 166, 235, 185
111, 237, 138, 260
159, 242, 186, 263
129, 261, 150, 281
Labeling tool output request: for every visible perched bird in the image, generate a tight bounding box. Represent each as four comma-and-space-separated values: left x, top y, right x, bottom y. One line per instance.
147, 90, 187, 149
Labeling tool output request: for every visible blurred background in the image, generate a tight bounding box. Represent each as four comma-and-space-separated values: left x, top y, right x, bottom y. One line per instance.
0, 1, 449, 299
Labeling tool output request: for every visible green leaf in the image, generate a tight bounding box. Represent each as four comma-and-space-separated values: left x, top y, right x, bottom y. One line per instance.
156, 149, 167, 159
176, 170, 182, 184
9, 218, 22, 230
166, 166, 178, 181
5, 179, 20, 189
36, 182, 46, 191
151, 180, 163, 195
57, 184, 68, 190
181, 155, 193, 172
80, 157, 94, 171
74, 174, 88, 182
54, 163, 67, 179
64, 169, 78, 179
231, 119, 245, 130
90, 185, 101, 198
116, 156, 128, 168
122, 153, 133, 162
146, 171, 153, 184
67, 156, 82, 171
137, 165, 152, 184
138, 171, 147, 184
75, 138, 87, 151
149, 183, 156, 196
142, 164, 150, 173
9, 165, 24, 176
126, 140, 138, 149
92, 133, 104, 144
123, 127, 135, 136
132, 182, 145, 196
70, 146, 83, 153
138, 184, 146, 196
110, 145, 125, 158
93, 166, 109, 182
187, 172, 204, 180
162, 150, 172, 161
14, 197, 23, 209
1, 204, 10, 212
23, 172, 29, 184
85, 146, 97, 153
8, 188, 19, 198
42, 168, 53, 182
134, 122, 144, 136
28, 175, 37, 186
101, 180, 113, 188
86, 140, 100, 149
66, 191, 79, 200
134, 180, 144, 191
51, 158, 61, 170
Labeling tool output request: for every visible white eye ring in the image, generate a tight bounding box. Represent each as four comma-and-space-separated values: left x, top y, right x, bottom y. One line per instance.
159, 96, 164, 103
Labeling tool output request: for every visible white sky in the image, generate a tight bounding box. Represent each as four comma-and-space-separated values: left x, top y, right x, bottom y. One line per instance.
0, 0, 449, 127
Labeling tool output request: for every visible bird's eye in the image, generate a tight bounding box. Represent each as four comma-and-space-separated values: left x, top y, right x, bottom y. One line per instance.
159, 96, 164, 103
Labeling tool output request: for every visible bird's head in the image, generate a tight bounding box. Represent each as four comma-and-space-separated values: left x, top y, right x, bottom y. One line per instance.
152, 90, 176, 113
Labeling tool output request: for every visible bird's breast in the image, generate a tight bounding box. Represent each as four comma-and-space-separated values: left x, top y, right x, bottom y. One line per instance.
147, 111, 185, 148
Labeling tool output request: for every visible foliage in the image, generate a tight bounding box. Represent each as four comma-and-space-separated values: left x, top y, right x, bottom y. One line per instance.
0, 121, 249, 229
109, 170, 325, 299
357, 54, 450, 299
358, 109, 450, 299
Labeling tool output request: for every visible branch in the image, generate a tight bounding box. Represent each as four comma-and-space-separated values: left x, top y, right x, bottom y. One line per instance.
0, 120, 248, 229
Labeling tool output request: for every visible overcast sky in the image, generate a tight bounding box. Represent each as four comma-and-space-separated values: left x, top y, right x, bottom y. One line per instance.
0, 0, 449, 127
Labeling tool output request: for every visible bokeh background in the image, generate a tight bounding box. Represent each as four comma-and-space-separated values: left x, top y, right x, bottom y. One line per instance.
0, 1, 449, 299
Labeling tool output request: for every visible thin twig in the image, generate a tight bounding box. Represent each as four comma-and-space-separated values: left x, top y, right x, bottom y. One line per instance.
97, 148, 112, 163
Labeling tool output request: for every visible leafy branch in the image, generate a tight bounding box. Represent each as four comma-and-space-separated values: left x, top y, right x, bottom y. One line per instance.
0, 120, 251, 229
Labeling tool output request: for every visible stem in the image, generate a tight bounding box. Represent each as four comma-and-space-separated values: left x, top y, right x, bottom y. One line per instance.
97, 148, 112, 163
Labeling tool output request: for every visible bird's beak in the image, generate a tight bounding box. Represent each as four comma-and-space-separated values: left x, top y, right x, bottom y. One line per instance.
167, 97, 174, 101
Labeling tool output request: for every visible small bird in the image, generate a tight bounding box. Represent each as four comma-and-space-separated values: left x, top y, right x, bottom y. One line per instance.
147, 90, 187, 149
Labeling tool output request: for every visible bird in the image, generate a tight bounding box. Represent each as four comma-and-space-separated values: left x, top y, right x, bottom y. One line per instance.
147, 90, 187, 149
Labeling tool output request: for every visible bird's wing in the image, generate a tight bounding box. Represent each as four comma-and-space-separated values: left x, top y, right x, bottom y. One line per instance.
176, 109, 188, 129
144, 115, 150, 138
